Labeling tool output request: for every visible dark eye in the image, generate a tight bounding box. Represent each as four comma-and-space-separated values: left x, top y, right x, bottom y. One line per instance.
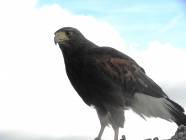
66, 31, 73, 36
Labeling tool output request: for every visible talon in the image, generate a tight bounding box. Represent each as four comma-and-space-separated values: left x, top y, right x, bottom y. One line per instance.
95, 137, 101, 140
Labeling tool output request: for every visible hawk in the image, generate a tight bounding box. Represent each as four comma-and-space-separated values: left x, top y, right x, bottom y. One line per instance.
54, 27, 186, 140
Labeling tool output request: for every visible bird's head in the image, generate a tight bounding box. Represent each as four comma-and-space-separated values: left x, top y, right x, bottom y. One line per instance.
54, 27, 85, 47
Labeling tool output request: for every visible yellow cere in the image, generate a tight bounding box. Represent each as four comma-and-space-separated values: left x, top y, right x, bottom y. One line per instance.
54, 32, 69, 44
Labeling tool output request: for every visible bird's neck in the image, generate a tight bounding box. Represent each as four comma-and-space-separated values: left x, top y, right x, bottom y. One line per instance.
59, 44, 83, 65
60, 38, 97, 57
59, 44, 74, 58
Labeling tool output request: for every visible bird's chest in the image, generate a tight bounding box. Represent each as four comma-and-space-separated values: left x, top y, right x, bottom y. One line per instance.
65, 57, 110, 103
64, 55, 125, 107
66, 57, 97, 90
65, 57, 94, 99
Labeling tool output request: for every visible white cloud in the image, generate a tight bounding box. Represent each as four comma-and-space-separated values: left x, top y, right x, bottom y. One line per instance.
0, 1, 185, 140
127, 41, 186, 106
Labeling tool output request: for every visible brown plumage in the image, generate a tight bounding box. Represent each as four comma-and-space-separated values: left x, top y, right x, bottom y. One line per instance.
54, 27, 186, 140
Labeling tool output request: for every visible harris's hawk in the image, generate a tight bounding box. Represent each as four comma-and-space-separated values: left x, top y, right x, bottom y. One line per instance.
54, 27, 186, 140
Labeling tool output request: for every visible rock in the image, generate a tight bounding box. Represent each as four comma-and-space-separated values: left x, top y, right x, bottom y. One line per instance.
153, 137, 159, 140
168, 125, 186, 140
122, 125, 186, 140
120, 135, 126, 140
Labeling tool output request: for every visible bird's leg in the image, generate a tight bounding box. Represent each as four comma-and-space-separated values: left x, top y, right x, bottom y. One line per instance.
95, 124, 106, 140
95, 108, 109, 140
113, 127, 119, 140
111, 123, 119, 140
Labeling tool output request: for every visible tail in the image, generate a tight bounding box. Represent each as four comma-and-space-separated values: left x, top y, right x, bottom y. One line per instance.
131, 93, 186, 126
166, 98, 186, 126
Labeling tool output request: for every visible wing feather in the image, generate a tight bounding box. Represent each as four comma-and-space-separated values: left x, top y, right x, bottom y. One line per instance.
94, 49, 168, 98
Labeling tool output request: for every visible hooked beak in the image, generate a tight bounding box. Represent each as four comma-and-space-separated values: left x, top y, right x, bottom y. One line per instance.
54, 36, 57, 45
54, 31, 69, 45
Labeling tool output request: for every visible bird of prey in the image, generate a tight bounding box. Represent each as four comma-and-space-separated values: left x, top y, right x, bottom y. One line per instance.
54, 27, 186, 140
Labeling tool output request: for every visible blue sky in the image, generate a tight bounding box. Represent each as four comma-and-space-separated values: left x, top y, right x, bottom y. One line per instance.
38, 0, 186, 48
